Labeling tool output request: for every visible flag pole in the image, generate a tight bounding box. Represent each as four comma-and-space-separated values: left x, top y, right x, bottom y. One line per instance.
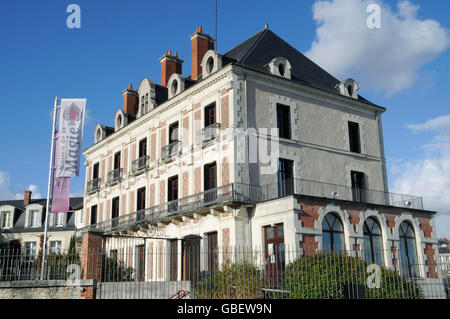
41, 96, 59, 280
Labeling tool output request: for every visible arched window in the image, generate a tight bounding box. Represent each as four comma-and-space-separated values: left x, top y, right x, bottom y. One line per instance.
363, 217, 383, 265
399, 222, 419, 277
322, 213, 345, 252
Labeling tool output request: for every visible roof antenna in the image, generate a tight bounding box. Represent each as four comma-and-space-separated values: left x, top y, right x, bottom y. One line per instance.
215, 0, 218, 51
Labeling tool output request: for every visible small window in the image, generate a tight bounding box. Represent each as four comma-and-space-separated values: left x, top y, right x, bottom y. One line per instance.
139, 138, 147, 158
205, 103, 216, 127
347, 85, 353, 96
348, 121, 361, 153
114, 152, 121, 170
90, 205, 97, 225
276, 104, 291, 139
1, 211, 11, 229
278, 159, 294, 197
278, 64, 285, 77
25, 242, 36, 261
93, 163, 99, 180
50, 241, 62, 254
137, 187, 146, 211
169, 122, 179, 144
29, 210, 39, 228
54, 213, 64, 227
96, 129, 101, 141
207, 57, 214, 74
351, 171, 366, 202
117, 114, 122, 127
171, 80, 178, 95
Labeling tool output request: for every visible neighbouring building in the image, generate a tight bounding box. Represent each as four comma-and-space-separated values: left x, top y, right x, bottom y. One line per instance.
0, 190, 83, 257
78, 26, 442, 290
439, 238, 450, 276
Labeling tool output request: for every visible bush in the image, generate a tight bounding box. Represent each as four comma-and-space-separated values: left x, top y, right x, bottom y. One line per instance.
282, 252, 423, 299
195, 260, 265, 299
101, 256, 134, 282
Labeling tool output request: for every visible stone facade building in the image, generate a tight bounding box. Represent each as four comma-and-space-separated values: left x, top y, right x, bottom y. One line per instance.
79, 26, 441, 285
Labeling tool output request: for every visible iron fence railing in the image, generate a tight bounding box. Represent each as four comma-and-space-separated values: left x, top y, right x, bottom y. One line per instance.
161, 141, 181, 161
77, 183, 260, 235
132, 156, 149, 173
202, 123, 221, 143
1, 245, 448, 299
107, 168, 123, 185
86, 178, 101, 193
78, 179, 423, 236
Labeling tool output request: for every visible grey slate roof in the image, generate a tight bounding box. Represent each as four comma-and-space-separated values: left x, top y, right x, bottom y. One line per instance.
0, 197, 83, 232
222, 28, 377, 106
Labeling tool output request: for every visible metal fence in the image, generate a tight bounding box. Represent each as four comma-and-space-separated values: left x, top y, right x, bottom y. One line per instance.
1, 245, 448, 299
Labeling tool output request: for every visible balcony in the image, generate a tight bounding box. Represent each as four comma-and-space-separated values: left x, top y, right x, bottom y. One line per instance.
132, 156, 149, 174
107, 168, 123, 185
202, 123, 221, 144
161, 141, 181, 162
77, 179, 423, 236
86, 178, 101, 193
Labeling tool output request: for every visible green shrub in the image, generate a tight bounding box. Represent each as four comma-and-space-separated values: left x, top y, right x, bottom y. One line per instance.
195, 260, 265, 299
282, 252, 423, 299
101, 256, 134, 282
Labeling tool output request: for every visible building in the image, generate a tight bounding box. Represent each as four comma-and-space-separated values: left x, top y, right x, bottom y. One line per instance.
439, 238, 450, 275
79, 26, 441, 287
0, 190, 83, 258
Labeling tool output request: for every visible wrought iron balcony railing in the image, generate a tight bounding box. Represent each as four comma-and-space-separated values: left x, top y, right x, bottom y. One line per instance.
77, 179, 423, 236
161, 141, 181, 161
201, 123, 221, 143
86, 178, 101, 193
132, 156, 149, 173
107, 168, 123, 185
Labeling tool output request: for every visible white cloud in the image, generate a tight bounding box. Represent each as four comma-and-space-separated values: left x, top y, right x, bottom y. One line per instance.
306, 0, 450, 95
390, 115, 450, 238
0, 171, 44, 201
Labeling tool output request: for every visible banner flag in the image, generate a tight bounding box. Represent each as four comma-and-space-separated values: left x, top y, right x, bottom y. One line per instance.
51, 131, 70, 213
55, 99, 86, 178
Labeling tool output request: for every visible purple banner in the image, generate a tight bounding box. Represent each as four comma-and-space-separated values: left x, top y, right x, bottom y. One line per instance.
51, 131, 71, 213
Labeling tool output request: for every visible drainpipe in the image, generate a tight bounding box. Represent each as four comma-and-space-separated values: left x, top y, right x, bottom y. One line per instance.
376, 111, 389, 193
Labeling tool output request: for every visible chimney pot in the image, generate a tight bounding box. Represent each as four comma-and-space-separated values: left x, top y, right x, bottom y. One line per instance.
160, 52, 183, 87
190, 27, 215, 81
24, 190, 32, 205
122, 84, 138, 115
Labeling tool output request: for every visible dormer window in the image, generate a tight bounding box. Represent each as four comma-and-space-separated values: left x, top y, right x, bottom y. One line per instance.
1, 211, 12, 229
167, 74, 185, 99
114, 110, 128, 131
201, 50, 222, 79
94, 124, 106, 143
337, 78, 359, 99
29, 210, 39, 228
117, 114, 122, 128
268, 57, 292, 80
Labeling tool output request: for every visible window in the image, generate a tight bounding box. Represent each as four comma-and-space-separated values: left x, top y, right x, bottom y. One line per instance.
169, 122, 179, 144
168, 176, 179, 212
171, 79, 178, 95
204, 162, 217, 203
264, 223, 285, 287
322, 213, 345, 252
399, 222, 419, 278
111, 197, 120, 228
351, 171, 366, 202
278, 159, 294, 197
207, 57, 214, 74
50, 241, 62, 254
114, 152, 121, 169
29, 210, 39, 228
278, 63, 285, 77
1, 211, 11, 229
90, 205, 97, 225
117, 114, 122, 128
276, 104, 291, 139
348, 122, 361, 153
137, 187, 146, 222
139, 138, 147, 158
363, 217, 383, 265
204, 103, 216, 127
93, 163, 99, 180
206, 232, 218, 272
25, 242, 36, 261
54, 213, 64, 227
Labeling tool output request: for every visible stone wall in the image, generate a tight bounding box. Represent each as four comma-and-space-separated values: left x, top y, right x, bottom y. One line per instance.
0, 280, 96, 299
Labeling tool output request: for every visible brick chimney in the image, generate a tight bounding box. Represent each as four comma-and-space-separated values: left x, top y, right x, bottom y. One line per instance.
190, 26, 215, 81
24, 190, 32, 205
122, 84, 138, 115
160, 50, 183, 87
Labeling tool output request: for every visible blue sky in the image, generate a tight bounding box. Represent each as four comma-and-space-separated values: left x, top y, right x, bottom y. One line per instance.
0, 0, 449, 236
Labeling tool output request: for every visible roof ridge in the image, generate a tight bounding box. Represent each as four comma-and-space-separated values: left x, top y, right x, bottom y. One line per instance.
240, 28, 269, 64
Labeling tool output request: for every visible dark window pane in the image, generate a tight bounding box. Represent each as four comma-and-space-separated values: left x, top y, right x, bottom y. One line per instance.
348, 121, 361, 153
